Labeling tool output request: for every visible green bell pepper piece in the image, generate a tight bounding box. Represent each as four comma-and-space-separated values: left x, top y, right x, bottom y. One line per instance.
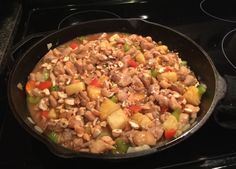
27, 96, 41, 105
198, 84, 207, 95
48, 132, 58, 143
112, 138, 129, 154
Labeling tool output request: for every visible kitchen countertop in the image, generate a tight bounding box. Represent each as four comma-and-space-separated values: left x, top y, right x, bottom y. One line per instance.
0, 1, 21, 131
0, 1, 21, 73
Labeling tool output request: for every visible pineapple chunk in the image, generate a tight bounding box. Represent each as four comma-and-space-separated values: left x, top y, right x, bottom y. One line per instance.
183, 86, 201, 106
132, 113, 153, 129
135, 52, 146, 64
87, 85, 101, 100
156, 45, 168, 54
163, 114, 178, 130
107, 109, 128, 129
100, 39, 110, 48
65, 82, 85, 95
128, 93, 145, 103
132, 113, 143, 124
48, 109, 57, 119
158, 72, 177, 82
100, 99, 120, 120
99, 75, 109, 84
109, 34, 120, 42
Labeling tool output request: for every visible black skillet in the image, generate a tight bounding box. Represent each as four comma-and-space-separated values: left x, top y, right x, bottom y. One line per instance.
7, 18, 227, 159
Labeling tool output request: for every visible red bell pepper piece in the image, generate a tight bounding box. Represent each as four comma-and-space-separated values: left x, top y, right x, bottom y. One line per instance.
90, 78, 102, 87
37, 80, 52, 90
25, 80, 36, 95
164, 66, 173, 72
128, 105, 142, 113
40, 111, 49, 119
164, 129, 176, 139
128, 59, 138, 68
69, 42, 79, 50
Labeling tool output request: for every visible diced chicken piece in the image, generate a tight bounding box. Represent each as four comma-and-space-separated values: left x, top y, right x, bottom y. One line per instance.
183, 75, 197, 86
148, 83, 160, 95
178, 66, 190, 81
74, 59, 84, 74
49, 95, 57, 107
85, 64, 95, 71
159, 53, 178, 66
133, 131, 156, 146
101, 88, 114, 97
144, 51, 153, 59
95, 53, 108, 61
112, 50, 124, 58
84, 111, 96, 121
148, 122, 164, 140
116, 89, 128, 102
139, 73, 152, 88
57, 91, 67, 99
89, 138, 114, 153
159, 80, 171, 89
168, 96, 182, 110
73, 138, 84, 149
50, 72, 56, 86
53, 48, 62, 57
111, 73, 132, 87
126, 47, 137, 56
64, 61, 77, 76
68, 115, 84, 128
170, 83, 185, 94
53, 62, 65, 75
58, 118, 69, 128
65, 98, 75, 105
132, 75, 145, 91
140, 40, 155, 50
29, 73, 36, 81
121, 55, 131, 67
31, 88, 43, 97
184, 104, 200, 114
78, 91, 90, 106
178, 113, 189, 130
62, 47, 72, 56
155, 94, 169, 107
43, 50, 57, 62
38, 98, 49, 111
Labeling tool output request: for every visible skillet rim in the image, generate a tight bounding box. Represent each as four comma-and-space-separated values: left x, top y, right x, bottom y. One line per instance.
7, 18, 223, 159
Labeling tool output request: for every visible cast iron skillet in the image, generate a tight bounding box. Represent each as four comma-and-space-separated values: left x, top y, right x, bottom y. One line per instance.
7, 18, 226, 159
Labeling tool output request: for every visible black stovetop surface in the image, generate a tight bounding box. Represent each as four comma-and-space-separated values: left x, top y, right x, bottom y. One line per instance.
1, 0, 236, 168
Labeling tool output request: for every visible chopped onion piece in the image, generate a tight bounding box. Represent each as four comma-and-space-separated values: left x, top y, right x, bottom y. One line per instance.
127, 145, 151, 153
34, 125, 43, 133
27, 116, 35, 124
47, 43, 52, 50
17, 83, 23, 90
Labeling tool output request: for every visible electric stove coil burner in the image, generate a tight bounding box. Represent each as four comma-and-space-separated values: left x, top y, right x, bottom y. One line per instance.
58, 10, 120, 29
222, 29, 236, 70
200, 0, 236, 23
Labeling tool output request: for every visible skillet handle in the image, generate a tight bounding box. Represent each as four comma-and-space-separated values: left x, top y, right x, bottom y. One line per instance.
214, 75, 236, 130
6, 31, 53, 75
215, 74, 227, 102
220, 75, 236, 105
9, 32, 51, 62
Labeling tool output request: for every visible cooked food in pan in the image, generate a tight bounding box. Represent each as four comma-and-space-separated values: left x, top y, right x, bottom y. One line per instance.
25, 32, 206, 154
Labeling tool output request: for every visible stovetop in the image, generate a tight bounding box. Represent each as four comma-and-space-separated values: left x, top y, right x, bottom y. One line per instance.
1, 0, 236, 168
